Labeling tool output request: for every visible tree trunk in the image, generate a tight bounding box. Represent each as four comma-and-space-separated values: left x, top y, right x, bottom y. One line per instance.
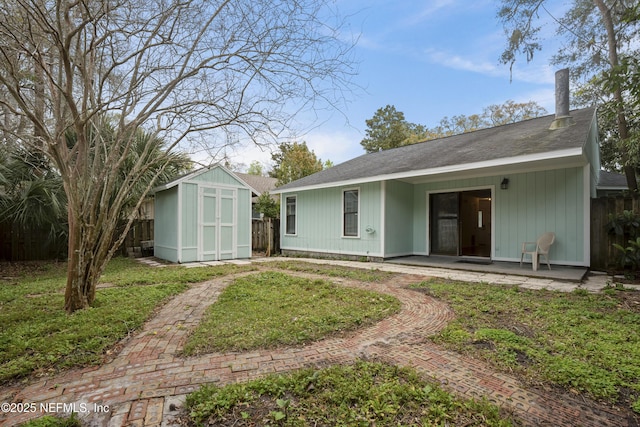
64, 209, 91, 313
594, 0, 638, 192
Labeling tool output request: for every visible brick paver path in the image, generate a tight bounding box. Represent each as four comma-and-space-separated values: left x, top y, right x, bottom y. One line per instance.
0, 269, 631, 427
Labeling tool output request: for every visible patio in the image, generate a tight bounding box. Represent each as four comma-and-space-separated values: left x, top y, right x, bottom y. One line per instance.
384, 255, 589, 282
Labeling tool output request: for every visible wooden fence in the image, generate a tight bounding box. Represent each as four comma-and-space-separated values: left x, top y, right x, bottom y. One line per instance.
120, 219, 154, 257
252, 218, 280, 255
0, 222, 66, 261
591, 196, 640, 270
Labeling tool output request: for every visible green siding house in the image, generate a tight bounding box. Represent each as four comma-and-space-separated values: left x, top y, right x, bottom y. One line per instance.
153, 165, 253, 263
273, 105, 604, 268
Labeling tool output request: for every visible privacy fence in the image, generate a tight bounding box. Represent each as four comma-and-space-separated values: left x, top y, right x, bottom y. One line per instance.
590, 195, 640, 271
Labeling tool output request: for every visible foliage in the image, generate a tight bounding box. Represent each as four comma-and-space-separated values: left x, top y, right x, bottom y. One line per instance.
185, 360, 515, 426
270, 142, 325, 186
20, 414, 82, 427
497, 0, 640, 190
254, 191, 280, 219
360, 105, 415, 153
182, 271, 400, 354
361, 101, 547, 153
0, 146, 67, 243
413, 279, 640, 411
607, 210, 640, 269
0, 258, 254, 384
0, 0, 354, 312
613, 237, 640, 270
247, 161, 265, 176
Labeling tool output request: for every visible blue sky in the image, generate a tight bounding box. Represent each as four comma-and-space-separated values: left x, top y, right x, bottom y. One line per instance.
227, 0, 565, 171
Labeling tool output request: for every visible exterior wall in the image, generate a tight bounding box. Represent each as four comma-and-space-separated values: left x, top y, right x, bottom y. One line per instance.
154, 166, 252, 263
584, 110, 601, 198
180, 182, 199, 263
154, 187, 179, 262
191, 167, 245, 187
236, 187, 252, 258
280, 182, 383, 258
413, 167, 588, 265
384, 180, 414, 257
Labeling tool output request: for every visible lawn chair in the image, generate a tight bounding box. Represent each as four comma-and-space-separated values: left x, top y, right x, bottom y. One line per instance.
520, 232, 555, 271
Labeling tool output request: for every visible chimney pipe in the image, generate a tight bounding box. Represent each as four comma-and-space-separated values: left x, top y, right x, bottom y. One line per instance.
549, 68, 575, 130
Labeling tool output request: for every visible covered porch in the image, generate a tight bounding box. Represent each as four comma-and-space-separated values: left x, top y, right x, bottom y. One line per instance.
384, 255, 588, 282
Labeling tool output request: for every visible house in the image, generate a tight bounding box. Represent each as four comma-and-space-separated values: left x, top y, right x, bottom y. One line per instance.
152, 165, 256, 263
272, 70, 605, 268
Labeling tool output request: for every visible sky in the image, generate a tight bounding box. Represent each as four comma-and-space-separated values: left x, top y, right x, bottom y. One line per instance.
221, 0, 565, 172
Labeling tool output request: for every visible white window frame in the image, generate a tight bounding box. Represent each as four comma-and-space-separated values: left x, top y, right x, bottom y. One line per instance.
285, 195, 297, 236
342, 188, 360, 238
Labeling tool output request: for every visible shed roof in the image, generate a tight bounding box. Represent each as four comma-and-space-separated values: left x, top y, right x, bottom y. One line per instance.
153, 164, 256, 194
274, 107, 596, 193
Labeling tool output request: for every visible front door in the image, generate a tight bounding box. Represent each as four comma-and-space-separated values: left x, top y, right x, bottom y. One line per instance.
429, 189, 492, 258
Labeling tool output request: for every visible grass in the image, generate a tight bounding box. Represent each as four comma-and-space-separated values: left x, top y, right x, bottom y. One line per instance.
265, 260, 397, 282
185, 359, 515, 426
20, 414, 81, 427
412, 279, 640, 412
182, 271, 401, 354
0, 258, 256, 385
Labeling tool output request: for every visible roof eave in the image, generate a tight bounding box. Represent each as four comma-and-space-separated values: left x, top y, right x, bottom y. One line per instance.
271, 148, 585, 194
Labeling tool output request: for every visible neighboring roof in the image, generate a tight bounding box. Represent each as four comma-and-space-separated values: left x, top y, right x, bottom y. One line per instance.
234, 173, 277, 196
274, 107, 596, 193
597, 170, 628, 190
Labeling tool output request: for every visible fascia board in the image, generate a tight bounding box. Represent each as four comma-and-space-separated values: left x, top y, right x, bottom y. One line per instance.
271, 148, 584, 194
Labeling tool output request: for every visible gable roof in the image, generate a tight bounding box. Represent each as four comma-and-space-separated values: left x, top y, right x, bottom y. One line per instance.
153, 164, 257, 194
273, 107, 596, 193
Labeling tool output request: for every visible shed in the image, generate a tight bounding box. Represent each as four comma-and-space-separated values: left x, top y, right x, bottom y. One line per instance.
153, 165, 253, 263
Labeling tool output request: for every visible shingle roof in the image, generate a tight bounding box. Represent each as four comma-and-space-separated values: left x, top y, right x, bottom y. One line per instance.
597, 170, 628, 189
234, 173, 277, 195
275, 107, 596, 192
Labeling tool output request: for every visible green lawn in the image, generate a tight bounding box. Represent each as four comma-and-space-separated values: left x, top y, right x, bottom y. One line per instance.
185, 360, 515, 426
0, 258, 256, 385
412, 279, 640, 413
182, 271, 401, 354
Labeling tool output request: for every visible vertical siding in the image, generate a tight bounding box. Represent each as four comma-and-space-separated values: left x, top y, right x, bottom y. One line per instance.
495, 167, 584, 264
181, 182, 199, 262
236, 188, 251, 258
154, 187, 178, 262
412, 167, 586, 265
191, 168, 245, 187
280, 182, 382, 257
384, 180, 414, 256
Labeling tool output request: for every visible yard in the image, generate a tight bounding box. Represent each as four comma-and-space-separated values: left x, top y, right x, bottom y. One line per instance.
1, 258, 639, 426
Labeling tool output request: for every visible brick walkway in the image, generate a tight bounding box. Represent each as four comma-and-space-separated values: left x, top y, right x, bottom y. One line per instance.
0, 266, 631, 427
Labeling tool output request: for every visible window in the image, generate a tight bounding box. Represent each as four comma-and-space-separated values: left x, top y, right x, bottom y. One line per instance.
285, 196, 296, 235
343, 189, 359, 237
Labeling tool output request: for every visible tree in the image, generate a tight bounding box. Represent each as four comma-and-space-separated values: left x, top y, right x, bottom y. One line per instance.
270, 142, 325, 186
360, 105, 411, 153
0, 0, 354, 312
247, 161, 265, 176
362, 100, 547, 152
254, 192, 280, 218
482, 100, 548, 126
497, 0, 640, 191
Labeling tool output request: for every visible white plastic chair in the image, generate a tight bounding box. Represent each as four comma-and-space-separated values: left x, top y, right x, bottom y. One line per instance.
520, 232, 555, 271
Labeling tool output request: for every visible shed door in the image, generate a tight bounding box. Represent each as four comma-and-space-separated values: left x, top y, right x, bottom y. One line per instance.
198, 187, 237, 261
218, 189, 237, 260
200, 188, 218, 261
